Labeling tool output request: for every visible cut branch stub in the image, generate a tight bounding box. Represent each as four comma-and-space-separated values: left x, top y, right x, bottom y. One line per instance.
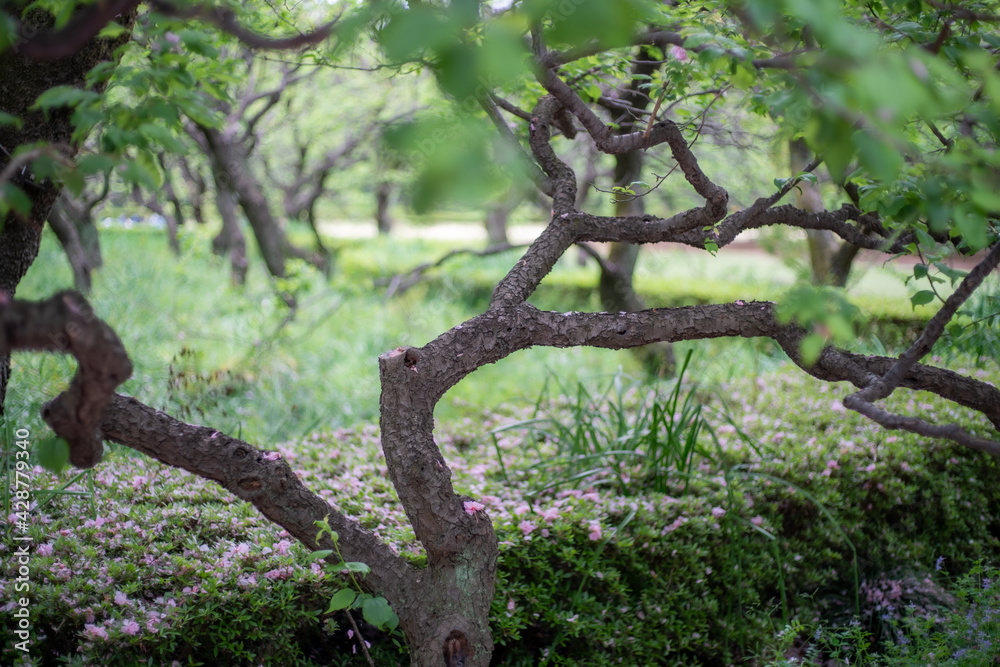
0, 291, 133, 467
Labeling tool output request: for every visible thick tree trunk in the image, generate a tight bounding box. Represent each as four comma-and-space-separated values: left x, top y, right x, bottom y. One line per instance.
47, 203, 93, 293
0, 5, 135, 412
378, 349, 498, 667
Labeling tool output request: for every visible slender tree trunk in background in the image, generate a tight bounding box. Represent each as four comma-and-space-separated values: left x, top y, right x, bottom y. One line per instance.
484, 187, 522, 246
597, 152, 647, 313
134, 186, 180, 254
791, 139, 837, 284
203, 125, 322, 279
790, 138, 861, 287
211, 175, 248, 285
829, 240, 862, 287
48, 204, 93, 293
484, 207, 508, 245
161, 154, 187, 244
177, 157, 207, 224
302, 206, 333, 275
375, 180, 393, 235
0, 5, 135, 413
203, 127, 287, 277
77, 212, 103, 271
598, 151, 676, 376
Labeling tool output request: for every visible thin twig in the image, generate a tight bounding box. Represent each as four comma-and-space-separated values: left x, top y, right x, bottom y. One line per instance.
344, 610, 375, 667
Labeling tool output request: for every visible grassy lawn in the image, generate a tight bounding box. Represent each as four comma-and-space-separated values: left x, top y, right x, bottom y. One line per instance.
3, 224, 999, 666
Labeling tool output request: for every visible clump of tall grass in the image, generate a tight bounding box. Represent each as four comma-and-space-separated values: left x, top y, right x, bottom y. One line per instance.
488, 350, 707, 497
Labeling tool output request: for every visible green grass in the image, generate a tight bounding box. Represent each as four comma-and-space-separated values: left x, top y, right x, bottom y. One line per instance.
8, 225, 791, 443
7, 223, 999, 666
12, 221, 965, 442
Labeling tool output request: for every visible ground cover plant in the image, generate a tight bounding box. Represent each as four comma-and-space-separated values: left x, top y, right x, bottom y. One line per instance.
3, 1, 1000, 665
4, 351, 1000, 664
3, 230, 1000, 665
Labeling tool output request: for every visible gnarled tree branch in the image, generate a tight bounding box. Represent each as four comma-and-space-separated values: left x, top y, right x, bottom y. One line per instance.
0, 291, 132, 467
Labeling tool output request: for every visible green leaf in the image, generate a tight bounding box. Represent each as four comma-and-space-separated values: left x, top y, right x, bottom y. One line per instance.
910, 290, 935, 308
361, 596, 398, 630
37, 437, 70, 475
931, 261, 967, 285
379, 6, 455, 62
344, 562, 371, 574
137, 124, 188, 153
98, 23, 127, 39
853, 131, 901, 182
953, 206, 989, 252
62, 168, 85, 197
31, 87, 100, 111
178, 29, 220, 58
799, 333, 825, 367
175, 97, 221, 129
306, 549, 334, 562
120, 152, 163, 190
731, 63, 756, 90
325, 588, 357, 613
1, 183, 32, 218
76, 154, 117, 175
0, 111, 22, 129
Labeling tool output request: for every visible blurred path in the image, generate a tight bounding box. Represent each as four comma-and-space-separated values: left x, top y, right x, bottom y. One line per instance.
318, 219, 987, 270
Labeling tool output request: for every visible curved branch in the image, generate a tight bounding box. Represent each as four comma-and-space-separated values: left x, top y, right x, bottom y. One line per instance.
406, 301, 1000, 451
377, 242, 525, 298
478, 95, 552, 197
0, 291, 133, 468
489, 98, 579, 307
536, 70, 728, 217
540, 29, 814, 70
16, 0, 337, 60
15, 0, 140, 60
839, 241, 1000, 446
99, 394, 412, 596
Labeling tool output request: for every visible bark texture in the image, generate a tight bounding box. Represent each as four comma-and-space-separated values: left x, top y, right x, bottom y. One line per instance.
0, 5, 135, 412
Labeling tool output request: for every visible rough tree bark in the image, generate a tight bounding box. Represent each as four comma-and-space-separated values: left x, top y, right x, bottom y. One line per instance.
14, 79, 1000, 666
0, 5, 135, 413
